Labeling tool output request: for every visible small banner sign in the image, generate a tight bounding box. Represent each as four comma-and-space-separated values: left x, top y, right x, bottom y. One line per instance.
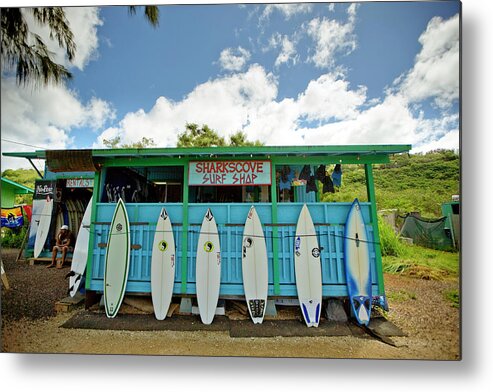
66, 178, 94, 188
1, 207, 24, 228
33, 180, 55, 200
189, 161, 271, 186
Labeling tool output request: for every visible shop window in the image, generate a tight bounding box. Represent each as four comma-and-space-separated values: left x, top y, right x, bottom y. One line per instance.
102, 166, 184, 203
276, 164, 344, 203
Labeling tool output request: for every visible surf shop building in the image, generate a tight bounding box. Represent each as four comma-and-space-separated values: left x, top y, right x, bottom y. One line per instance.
4, 144, 411, 313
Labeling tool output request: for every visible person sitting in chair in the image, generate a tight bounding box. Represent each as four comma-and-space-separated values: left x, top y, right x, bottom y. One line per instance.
47, 225, 74, 269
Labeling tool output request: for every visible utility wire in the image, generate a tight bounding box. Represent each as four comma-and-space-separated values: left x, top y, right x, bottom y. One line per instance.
1, 138, 45, 150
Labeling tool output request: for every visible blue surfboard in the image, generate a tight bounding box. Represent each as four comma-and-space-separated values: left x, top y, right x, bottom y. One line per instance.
344, 198, 372, 326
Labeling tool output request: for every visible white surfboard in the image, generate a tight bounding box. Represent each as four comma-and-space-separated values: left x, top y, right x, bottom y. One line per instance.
195, 208, 221, 325
344, 198, 372, 326
67, 196, 93, 297
104, 198, 131, 318
294, 204, 322, 327
151, 207, 176, 320
34, 197, 54, 259
242, 206, 268, 324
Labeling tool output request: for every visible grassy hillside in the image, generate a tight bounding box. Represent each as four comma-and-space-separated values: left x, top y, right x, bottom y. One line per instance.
321, 149, 460, 218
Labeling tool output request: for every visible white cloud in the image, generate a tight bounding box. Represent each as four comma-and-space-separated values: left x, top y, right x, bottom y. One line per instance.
297, 73, 367, 121
261, 3, 313, 21
1, 77, 115, 169
395, 13, 459, 108
218, 47, 251, 72
95, 64, 278, 147
301, 94, 419, 146
412, 129, 459, 153
94, 66, 371, 149
93, 60, 459, 152
412, 113, 459, 152
304, 4, 358, 68
268, 33, 299, 68
22, 7, 102, 71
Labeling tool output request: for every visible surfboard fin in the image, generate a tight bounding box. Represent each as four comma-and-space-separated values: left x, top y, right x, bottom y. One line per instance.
65, 270, 76, 279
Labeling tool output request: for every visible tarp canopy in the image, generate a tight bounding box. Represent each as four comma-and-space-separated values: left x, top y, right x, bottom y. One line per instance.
399, 214, 454, 251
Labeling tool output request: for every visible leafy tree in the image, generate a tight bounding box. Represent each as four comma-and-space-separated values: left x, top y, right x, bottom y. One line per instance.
177, 123, 225, 147
1, 6, 159, 87
177, 123, 263, 147
1, 168, 40, 189
102, 136, 156, 149
229, 131, 263, 147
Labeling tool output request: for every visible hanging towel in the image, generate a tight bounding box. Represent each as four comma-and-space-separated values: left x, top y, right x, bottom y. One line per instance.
332, 164, 342, 187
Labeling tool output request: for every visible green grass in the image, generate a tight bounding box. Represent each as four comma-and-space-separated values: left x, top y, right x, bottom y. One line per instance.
444, 289, 460, 308
383, 244, 459, 280
387, 289, 417, 302
379, 213, 459, 281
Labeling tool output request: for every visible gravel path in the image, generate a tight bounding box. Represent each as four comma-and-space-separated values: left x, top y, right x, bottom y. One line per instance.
1, 248, 460, 359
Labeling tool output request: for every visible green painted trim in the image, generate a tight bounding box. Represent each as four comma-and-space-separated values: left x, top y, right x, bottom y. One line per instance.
85, 170, 101, 291
270, 164, 280, 295
364, 164, 385, 297
91, 144, 411, 158
96, 157, 188, 167
3, 145, 411, 165
181, 161, 190, 294
1, 177, 34, 193
271, 154, 390, 165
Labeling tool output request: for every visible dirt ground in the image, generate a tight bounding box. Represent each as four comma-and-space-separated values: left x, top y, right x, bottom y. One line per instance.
1, 248, 460, 359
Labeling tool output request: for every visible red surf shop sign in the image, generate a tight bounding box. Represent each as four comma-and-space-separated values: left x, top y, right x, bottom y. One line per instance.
189, 161, 271, 186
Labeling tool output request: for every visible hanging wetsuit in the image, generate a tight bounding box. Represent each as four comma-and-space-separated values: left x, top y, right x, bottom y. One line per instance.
316, 164, 326, 181
322, 176, 335, 193
299, 165, 311, 181
306, 175, 318, 193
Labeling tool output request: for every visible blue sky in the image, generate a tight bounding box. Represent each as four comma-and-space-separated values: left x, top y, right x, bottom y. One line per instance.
1, 1, 461, 169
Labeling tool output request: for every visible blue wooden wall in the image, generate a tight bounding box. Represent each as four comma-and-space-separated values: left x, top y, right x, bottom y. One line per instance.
89, 202, 378, 297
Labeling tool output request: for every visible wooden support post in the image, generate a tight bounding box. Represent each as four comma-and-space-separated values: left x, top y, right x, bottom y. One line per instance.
15, 221, 31, 263
1, 261, 10, 290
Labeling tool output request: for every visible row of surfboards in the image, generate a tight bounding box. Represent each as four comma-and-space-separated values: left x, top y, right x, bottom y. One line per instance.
104, 198, 373, 327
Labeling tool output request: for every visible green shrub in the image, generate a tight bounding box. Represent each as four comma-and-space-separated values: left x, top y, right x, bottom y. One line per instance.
378, 216, 405, 257
444, 289, 460, 308
1, 225, 28, 248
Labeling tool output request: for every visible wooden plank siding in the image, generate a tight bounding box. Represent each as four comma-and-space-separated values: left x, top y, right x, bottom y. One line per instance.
88, 202, 378, 298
